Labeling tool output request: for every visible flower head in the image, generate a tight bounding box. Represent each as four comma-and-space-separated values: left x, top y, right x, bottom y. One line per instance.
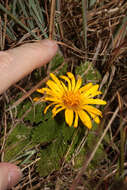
34, 72, 106, 129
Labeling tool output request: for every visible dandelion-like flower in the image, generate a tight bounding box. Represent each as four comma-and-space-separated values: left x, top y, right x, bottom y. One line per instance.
34, 72, 106, 129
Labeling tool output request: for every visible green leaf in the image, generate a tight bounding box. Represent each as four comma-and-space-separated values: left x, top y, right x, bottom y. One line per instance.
75, 61, 102, 83
4, 124, 32, 162
37, 138, 65, 176
32, 111, 76, 176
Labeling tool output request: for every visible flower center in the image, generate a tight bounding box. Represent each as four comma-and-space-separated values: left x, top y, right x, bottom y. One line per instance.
62, 91, 80, 109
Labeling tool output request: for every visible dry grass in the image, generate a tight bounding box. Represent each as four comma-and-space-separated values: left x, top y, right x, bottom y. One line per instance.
0, 0, 127, 189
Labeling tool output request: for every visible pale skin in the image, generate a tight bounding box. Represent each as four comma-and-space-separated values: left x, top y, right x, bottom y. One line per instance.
0, 39, 58, 189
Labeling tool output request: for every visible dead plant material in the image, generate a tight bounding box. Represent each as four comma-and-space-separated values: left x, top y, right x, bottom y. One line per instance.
0, 0, 127, 189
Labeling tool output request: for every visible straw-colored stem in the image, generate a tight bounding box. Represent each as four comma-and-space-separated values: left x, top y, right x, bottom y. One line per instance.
81, 0, 87, 58
70, 107, 119, 190
119, 118, 125, 177
117, 92, 125, 177
49, 0, 56, 40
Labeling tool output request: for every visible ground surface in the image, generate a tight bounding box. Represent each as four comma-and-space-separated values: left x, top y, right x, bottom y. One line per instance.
0, 0, 127, 189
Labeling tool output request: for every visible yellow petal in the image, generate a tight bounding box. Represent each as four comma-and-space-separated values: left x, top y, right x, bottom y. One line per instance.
89, 112, 100, 124
33, 97, 40, 102
74, 76, 82, 92
65, 109, 74, 126
87, 91, 102, 98
60, 75, 72, 91
44, 103, 54, 114
50, 73, 60, 84
40, 88, 57, 96
79, 83, 93, 93
67, 72, 75, 90
43, 87, 63, 98
78, 110, 92, 129
45, 97, 61, 103
50, 73, 65, 92
47, 80, 64, 94
33, 97, 44, 102
82, 84, 99, 97
94, 117, 100, 124
36, 88, 45, 94
74, 111, 78, 127
52, 104, 65, 117
83, 105, 102, 117
85, 98, 107, 105
60, 81, 68, 91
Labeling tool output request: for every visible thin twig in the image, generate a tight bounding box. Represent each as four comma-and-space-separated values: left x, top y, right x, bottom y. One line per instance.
81, 0, 87, 58
70, 106, 119, 190
1, 112, 7, 161
49, 0, 56, 39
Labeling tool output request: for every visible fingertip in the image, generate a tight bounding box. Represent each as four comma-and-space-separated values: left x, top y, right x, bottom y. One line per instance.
40, 39, 58, 48
34, 39, 58, 68
7, 164, 22, 189
0, 163, 22, 190
7, 39, 58, 70
0, 39, 58, 94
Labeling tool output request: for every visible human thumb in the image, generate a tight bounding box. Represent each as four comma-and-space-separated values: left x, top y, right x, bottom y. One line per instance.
0, 163, 22, 190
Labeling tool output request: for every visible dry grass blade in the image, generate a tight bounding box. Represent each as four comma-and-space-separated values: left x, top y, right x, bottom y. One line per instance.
82, 0, 88, 56
0, 2, 39, 40
70, 106, 119, 190
49, 0, 56, 39
0, 0, 127, 189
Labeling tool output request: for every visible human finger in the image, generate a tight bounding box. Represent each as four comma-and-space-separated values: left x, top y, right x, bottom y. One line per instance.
0, 162, 22, 190
0, 39, 58, 94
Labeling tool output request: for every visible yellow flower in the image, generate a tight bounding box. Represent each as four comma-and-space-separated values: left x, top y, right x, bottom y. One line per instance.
34, 72, 106, 129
